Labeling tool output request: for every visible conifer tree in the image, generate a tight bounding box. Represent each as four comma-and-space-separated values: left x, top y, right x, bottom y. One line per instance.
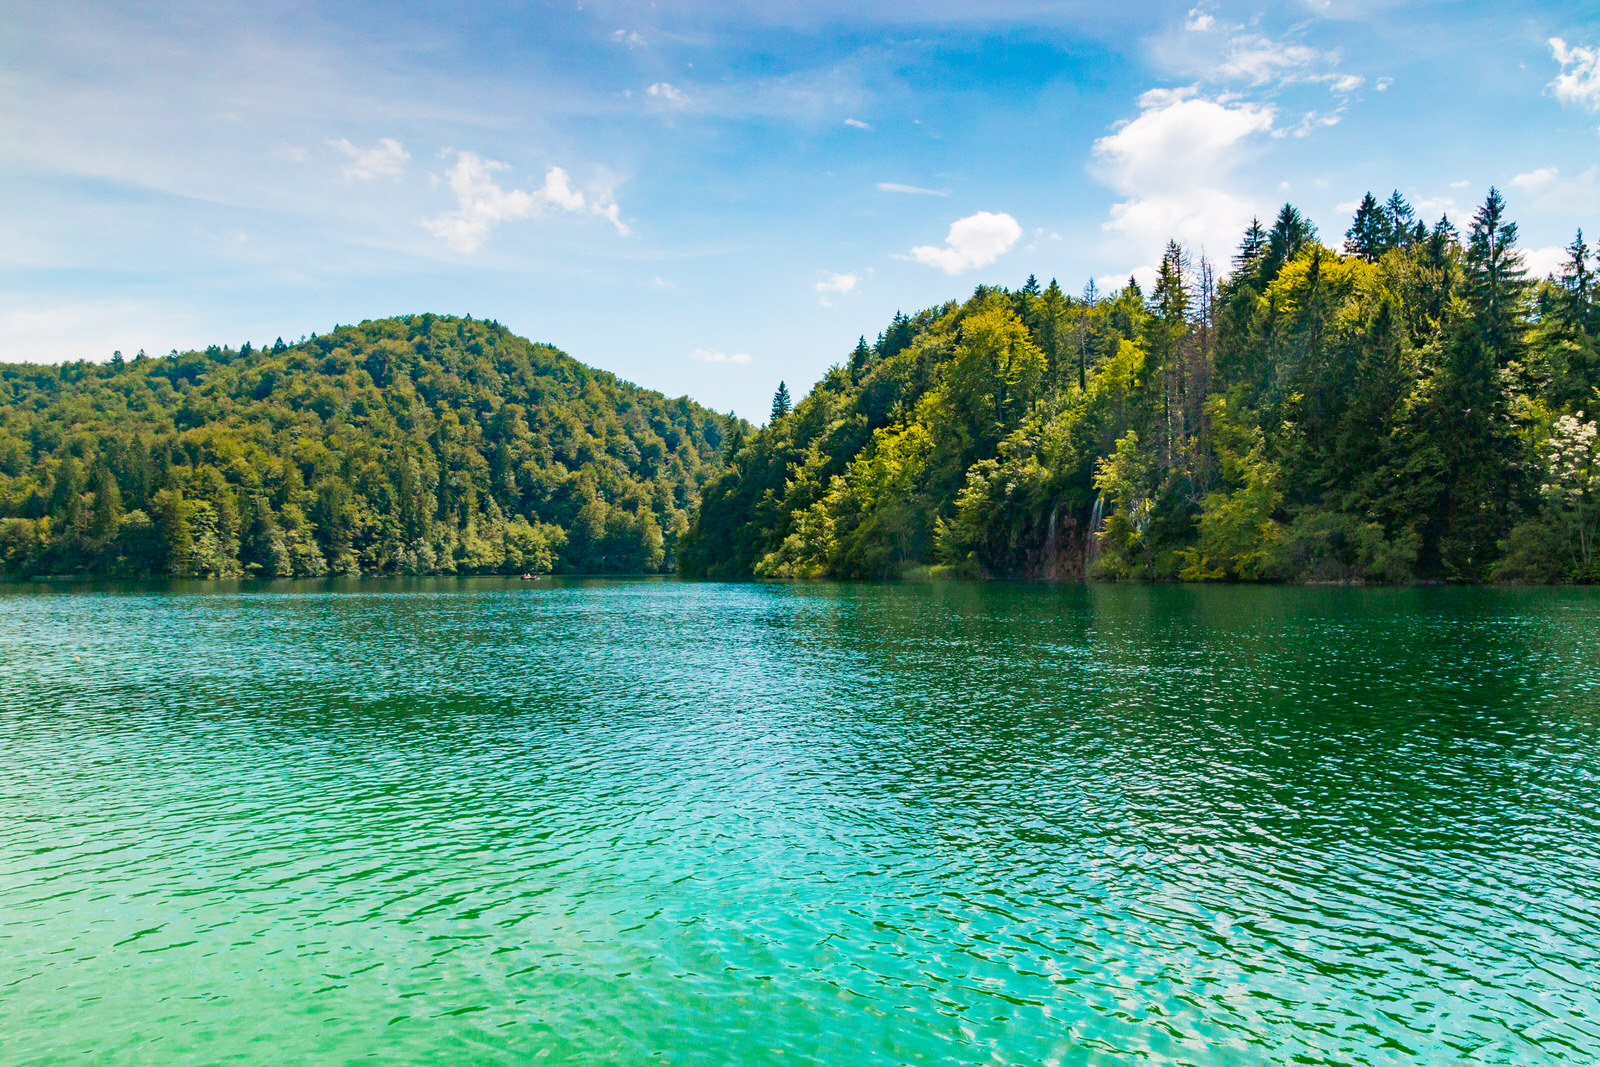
849, 336, 873, 380
770, 382, 792, 422
1384, 190, 1417, 250
1345, 192, 1389, 262
1234, 218, 1267, 276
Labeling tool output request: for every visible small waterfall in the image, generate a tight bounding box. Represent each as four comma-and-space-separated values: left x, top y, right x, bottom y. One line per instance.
1087, 495, 1106, 567
1045, 504, 1059, 575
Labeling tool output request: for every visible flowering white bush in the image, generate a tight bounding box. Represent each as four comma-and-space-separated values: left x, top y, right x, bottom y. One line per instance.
1542, 412, 1600, 567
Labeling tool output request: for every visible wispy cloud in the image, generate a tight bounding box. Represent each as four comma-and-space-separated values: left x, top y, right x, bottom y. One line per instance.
1511, 166, 1600, 214
330, 137, 409, 180
423, 152, 627, 253
877, 182, 950, 196
1213, 35, 1322, 84
815, 271, 858, 306
611, 29, 646, 49
1549, 39, 1600, 111
844, 118, 872, 129
690, 348, 751, 364
906, 211, 1021, 275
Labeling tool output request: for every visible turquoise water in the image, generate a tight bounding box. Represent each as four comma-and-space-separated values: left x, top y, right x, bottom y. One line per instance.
2, 579, 1598, 1065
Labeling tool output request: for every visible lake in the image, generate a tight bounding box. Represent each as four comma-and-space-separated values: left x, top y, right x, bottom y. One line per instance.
2, 578, 1598, 1065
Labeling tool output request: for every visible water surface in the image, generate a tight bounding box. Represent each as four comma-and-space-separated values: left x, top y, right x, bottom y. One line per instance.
2, 579, 1598, 1065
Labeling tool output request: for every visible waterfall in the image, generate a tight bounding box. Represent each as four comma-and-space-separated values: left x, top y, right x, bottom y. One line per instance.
1045, 504, 1058, 574
1087, 495, 1106, 567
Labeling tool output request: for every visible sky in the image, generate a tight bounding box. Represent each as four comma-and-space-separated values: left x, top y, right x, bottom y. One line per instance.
3, 0, 1599, 420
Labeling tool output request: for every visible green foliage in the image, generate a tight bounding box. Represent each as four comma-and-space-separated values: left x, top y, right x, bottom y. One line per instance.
684, 187, 1598, 584
0, 315, 735, 578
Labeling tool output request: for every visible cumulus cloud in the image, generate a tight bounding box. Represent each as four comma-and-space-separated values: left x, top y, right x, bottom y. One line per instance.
815, 271, 858, 306
907, 212, 1022, 275
1186, 7, 1215, 32
1511, 166, 1600, 214
877, 182, 950, 196
844, 118, 872, 129
1329, 74, 1364, 94
690, 348, 751, 364
423, 152, 627, 253
330, 137, 409, 180
1525, 245, 1572, 280
647, 82, 688, 107
1093, 87, 1275, 262
1550, 39, 1600, 110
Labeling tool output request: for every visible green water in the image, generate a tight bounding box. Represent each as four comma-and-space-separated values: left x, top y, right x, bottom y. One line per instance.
2, 579, 1598, 1065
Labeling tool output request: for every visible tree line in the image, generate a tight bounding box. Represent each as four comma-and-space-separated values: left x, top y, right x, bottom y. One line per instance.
0, 315, 736, 578
680, 189, 1599, 583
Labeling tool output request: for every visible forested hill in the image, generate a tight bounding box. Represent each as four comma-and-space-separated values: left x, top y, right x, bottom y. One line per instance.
0, 314, 739, 578
680, 189, 1600, 584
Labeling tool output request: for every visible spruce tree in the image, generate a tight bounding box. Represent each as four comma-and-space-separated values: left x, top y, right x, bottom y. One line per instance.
1234, 217, 1267, 276
1344, 192, 1389, 262
770, 382, 792, 422
1383, 190, 1417, 250
849, 336, 873, 380
1264, 204, 1316, 279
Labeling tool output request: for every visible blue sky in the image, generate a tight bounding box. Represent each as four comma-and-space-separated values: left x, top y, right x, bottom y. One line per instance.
3, 0, 1599, 419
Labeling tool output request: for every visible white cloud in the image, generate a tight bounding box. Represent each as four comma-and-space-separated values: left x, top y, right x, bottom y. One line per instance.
1329, 74, 1364, 94
907, 211, 1022, 275
1375, 77, 1393, 91
815, 271, 858, 306
1525, 245, 1571, 279
647, 82, 688, 107
1510, 166, 1600, 214
1449, 179, 1471, 189
844, 118, 872, 129
330, 137, 409, 180
423, 152, 628, 253
1093, 87, 1275, 266
1214, 35, 1322, 84
876, 182, 950, 196
1186, 7, 1215, 32
1550, 38, 1600, 111
690, 348, 751, 364
611, 29, 646, 49
1288, 109, 1343, 137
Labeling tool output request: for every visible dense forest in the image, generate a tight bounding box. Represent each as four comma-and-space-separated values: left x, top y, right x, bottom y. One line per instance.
0, 315, 736, 578
681, 189, 1600, 583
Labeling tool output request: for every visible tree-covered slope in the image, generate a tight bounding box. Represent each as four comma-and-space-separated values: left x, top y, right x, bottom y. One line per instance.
0, 314, 740, 578
681, 190, 1600, 584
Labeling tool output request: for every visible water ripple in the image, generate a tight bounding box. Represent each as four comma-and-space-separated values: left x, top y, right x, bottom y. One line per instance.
1, 579, 1598, 1065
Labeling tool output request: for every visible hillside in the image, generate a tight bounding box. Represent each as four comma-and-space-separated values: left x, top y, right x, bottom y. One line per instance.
0, 315, 738, 578
679, 189, 1600, 584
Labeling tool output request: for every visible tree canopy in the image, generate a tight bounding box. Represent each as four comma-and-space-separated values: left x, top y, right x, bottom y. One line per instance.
0, 315, 739, 578
682, 189, 1600, 584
